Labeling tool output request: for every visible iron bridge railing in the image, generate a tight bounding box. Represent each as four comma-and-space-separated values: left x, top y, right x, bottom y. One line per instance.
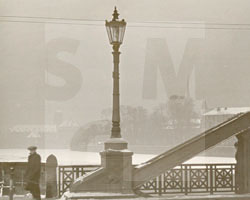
58, 163, 236, 196
58, 165, 99, 196
138, 163, 236, 195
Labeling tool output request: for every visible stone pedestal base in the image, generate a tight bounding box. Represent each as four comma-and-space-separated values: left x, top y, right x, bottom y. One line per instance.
69, 139, 134, 195
100, 149, 134, 193
235, 131, 250, 194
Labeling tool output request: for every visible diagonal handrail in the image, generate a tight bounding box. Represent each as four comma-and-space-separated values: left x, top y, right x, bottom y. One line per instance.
133, 112, 250, 187
136, 112, 245, 168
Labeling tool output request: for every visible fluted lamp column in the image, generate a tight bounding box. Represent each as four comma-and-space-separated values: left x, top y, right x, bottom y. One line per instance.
105, 7, 128, 150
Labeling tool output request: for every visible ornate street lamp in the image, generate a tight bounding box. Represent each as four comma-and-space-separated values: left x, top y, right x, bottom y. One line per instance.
65, 8, 133, 196
105, 7, 126, 140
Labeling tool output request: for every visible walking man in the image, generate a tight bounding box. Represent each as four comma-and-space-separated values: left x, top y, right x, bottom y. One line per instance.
25, 146, 41, 200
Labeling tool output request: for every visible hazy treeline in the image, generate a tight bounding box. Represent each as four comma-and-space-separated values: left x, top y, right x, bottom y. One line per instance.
71, 95, 203, 151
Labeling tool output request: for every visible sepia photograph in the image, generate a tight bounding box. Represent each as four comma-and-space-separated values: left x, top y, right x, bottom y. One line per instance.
0, 0, 250, 200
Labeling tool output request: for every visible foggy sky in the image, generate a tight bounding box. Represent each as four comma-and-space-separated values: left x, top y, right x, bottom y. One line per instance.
1, 0, 250, 148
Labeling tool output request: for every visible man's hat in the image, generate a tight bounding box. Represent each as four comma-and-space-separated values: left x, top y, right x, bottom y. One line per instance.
27, 146, 37, 151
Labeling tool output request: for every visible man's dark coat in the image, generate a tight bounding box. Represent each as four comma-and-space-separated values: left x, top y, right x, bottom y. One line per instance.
25, 153, 41, 191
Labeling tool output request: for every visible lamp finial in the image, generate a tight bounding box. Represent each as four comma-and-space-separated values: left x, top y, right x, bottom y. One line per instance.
112, 6, 119, 21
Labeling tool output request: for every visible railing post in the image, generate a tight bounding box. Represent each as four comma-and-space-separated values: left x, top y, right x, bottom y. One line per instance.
9, 167, 14, 200
231, 164, 234, 192
76, 167, 79, 178
210, 165, 214, 194
58, 167, 61, 196
1, 166, 5, 197
184, 165, 188, 195
46, 154, 58, 198
158, 175, 162, 196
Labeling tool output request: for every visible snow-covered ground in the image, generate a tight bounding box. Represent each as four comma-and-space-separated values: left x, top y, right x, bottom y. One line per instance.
0, 149, 235, 166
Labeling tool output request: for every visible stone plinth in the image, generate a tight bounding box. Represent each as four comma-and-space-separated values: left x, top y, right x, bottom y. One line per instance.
69, 138, 134, 196
100, 149, 134, 193
235, 131, 250, 194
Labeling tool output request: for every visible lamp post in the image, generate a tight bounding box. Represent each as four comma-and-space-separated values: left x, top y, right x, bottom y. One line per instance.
69, 8, 134, 195
105, 7, 127, 149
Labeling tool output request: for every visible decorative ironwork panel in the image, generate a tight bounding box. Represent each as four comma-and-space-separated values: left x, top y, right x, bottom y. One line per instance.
163, 168, 183, 193
189, 166, 209, 193
139, 177, 158, 194
58, 165, 99, 196
214, 164, 235, 192
138, 163, 236, 196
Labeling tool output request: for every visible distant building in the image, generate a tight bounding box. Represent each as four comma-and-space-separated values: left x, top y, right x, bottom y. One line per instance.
202, 107, 250, 154
203, 107, 250, 130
